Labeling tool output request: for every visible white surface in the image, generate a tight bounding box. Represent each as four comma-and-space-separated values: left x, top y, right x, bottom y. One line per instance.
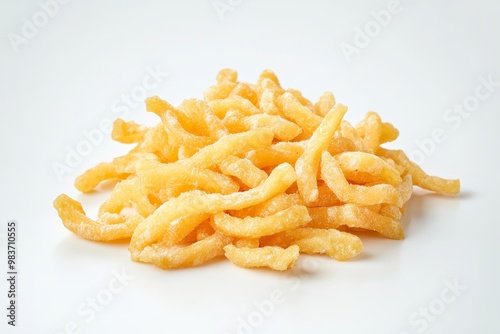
1, 1, 499, 333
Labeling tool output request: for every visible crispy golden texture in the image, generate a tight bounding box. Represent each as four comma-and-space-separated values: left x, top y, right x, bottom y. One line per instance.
54, 68, 460, 270
213, 205, 311, 238
307, 205, 404, 240
53, 194, 142, 241
140, 232, 232, 269
223, 244, 299, 270
295, 103, 348, 203
377, 148, 460, 195
260, 228, 363, 261
112, 119, 150, 144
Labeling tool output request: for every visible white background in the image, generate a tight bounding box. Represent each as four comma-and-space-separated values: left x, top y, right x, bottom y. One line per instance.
1, 1, 499, 333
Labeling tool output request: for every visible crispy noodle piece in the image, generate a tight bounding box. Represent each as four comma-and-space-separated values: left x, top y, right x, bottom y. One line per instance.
260, 228, 363, 261
54, 194, 142, 241
223, 244, 299, 271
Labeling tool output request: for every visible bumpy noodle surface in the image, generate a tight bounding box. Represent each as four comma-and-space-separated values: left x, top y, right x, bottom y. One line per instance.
53, 68, 460, 270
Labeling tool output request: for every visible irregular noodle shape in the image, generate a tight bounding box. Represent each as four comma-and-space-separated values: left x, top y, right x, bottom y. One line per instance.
140, 232, 233, 269
321, 151, 410, 207
208, 95, 261, 118
246, 141, 306, 169
53, 194, 142, 241
307, 204, 405, 240
180, 128, 274, 168
98, 176, 156, 217
179, 98, 228, 139
147, 97, 214, 150
295, 103, 348, 203
377, 148, 460, 195
358, 112, 382, 153
217, 155, 268, 188
223, 112, 303, 141
313, 91, 336, 117
260, 228, 363, 261
131, 123, 175, 162
277, 92, 322, 136
160, 214, 211, 246
111, 118, 150, 144
74, 153, 158, 193
213, 205, 311, 238
335, 151, 402, 186
223, 244, 299, 271
136, 159, 240, 194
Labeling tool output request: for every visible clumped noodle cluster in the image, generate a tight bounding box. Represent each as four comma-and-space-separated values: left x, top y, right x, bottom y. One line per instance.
54, 69, 460, 270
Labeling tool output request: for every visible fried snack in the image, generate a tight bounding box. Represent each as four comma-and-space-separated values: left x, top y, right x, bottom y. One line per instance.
229, 193, 301, 218
321, 151, 408, 207
74, 152, 158, 193
148, 97, 214, 151
246, 141, 305, 169
335, 151, 402, 186
136, 159, 239, 194
223, 112, 302, 141
180, 128, 274, 168
131, 123, 175, 162
307, 205, 404, 240
223, 244, 299, 270
140, 232, 232, 269
160, 213, 211, 246
54, 194, 142, 241
98, 176, 156, 217
111, 119, 150, 144
53, 68, 460, 271
217, 155, 268, 188
295, 104, 347, 203
209, 96, 261, 118
213, 205, 311, 238
377, 148, 460, 195
277, 92, 322, 136
314, 92, 336, 117
179, 99, 228, 139
260, 228, 363, 261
